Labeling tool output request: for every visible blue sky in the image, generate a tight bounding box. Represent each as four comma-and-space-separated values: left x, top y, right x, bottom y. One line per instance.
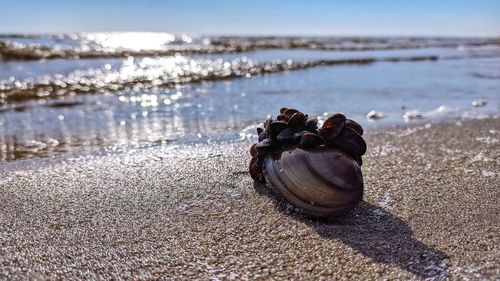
1, 0, 499, 36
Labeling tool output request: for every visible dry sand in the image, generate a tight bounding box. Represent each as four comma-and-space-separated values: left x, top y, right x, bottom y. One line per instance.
0, 118, 499, 280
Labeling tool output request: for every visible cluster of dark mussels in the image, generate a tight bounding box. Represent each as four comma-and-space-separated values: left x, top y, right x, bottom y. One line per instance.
249, 108, 366, 182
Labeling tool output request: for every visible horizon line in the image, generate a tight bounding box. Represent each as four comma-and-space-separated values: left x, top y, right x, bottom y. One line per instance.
0, 31, 498, 39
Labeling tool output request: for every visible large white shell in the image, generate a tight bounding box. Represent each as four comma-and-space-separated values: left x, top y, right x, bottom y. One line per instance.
263, 146, 363, 216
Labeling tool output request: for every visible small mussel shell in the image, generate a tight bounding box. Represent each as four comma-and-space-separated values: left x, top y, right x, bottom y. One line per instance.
256, 127, 267, 142
256, 138, 278, 153
282, 108, 299, 120
345, 119, 364, 136
288, 112, 307, 127
328, 127, 367, 157
298, 132, 323, 149
249, 157, 263, 181
292, 131, 308, 143
276, 115, 288, 122
263, 147, 364, 216
276, 128, 295, 143
319, 113, 346, 141
250, 143, 258, 157
305, 118, 318, 132
267, 121, 288, 137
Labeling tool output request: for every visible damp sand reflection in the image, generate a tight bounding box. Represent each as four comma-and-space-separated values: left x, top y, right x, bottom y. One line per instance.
0, 102, 250, 161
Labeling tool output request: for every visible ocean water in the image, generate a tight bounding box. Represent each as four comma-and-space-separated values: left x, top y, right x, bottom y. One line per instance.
0, 33, 499, 161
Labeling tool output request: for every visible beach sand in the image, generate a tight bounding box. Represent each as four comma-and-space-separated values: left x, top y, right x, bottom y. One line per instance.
1, 118, 499, 280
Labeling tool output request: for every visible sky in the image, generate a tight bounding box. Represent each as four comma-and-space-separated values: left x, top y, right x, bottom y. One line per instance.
0, 0, 499, 37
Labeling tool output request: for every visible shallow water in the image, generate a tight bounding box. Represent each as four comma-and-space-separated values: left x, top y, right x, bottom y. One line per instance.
0, 33, 499, 161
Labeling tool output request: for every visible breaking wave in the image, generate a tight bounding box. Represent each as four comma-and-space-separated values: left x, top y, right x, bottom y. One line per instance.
1, 33, 499, 61
0, 55, 467, 105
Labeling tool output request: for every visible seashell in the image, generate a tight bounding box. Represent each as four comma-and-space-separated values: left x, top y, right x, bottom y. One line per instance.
267, 121, 288, 137
262, 147, 363, 216
327, 127, 367, 157
305, 118, 318, 132
258, 131, 267, 142
250, 143, 258, 158
288, 112, 307, 127
276, 128, 295, 143
403, 110, 424, 120
292, 131, 308, 143
263, 117, 273, 128
255, 138, 277, 153
298, 132, 323, 149
282, 108, 299, 120
366, 110, 384, 120
249, 157, 264, 181
472, 99, 486, 107
345, 119, 363, 136
318, 113, 346, 141
249, 108, 367, 217
256, 127, 267, 141
276, 115, 288, 121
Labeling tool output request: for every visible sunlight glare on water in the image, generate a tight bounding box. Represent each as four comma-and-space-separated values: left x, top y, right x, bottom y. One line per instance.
82, 32, 178, 51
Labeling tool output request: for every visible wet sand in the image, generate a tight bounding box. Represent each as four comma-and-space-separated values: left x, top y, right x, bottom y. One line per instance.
0, 118, 499, 280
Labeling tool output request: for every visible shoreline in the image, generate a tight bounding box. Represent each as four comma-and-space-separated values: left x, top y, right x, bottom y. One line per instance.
1, 117, 499, 279
1, 114, 498, 165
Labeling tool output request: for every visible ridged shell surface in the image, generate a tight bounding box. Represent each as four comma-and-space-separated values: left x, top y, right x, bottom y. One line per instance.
263, 146, 363, 216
